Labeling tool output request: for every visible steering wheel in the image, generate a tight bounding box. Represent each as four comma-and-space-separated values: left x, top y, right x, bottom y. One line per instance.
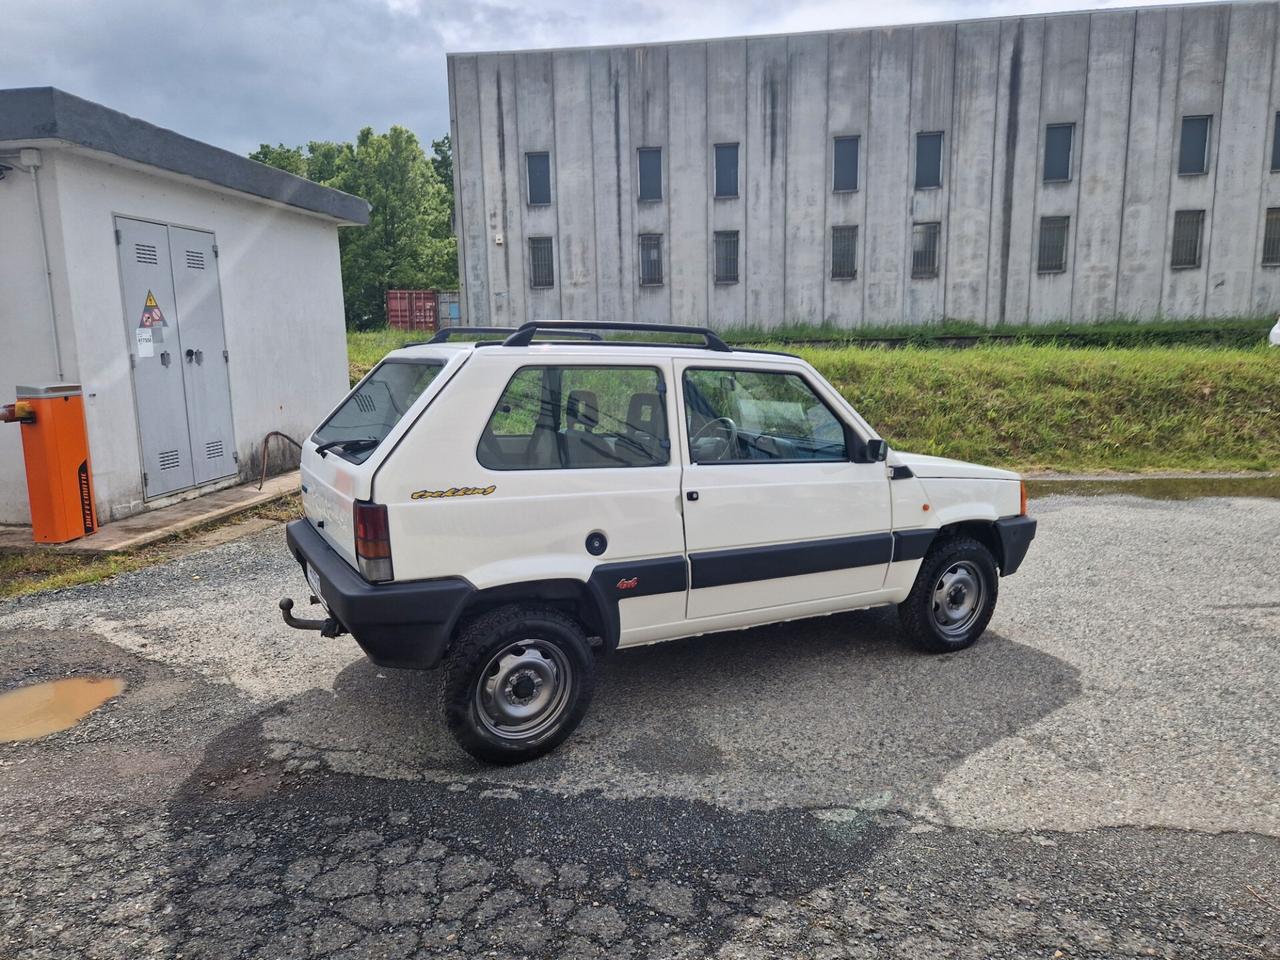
689, 416, 739, 462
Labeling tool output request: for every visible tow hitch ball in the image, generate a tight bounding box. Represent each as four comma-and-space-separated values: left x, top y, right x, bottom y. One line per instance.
278, 597, 344, 638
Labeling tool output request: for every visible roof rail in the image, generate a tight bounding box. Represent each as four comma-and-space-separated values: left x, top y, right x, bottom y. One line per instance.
419, 326, 605, 345
502, 321, 732, 352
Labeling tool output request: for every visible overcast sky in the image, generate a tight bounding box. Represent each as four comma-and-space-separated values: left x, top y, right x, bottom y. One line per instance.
3, 0, 1181, 157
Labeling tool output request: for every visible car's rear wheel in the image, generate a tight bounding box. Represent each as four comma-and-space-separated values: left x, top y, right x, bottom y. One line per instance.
440, 604, 594, 764
898, 536, 998, 653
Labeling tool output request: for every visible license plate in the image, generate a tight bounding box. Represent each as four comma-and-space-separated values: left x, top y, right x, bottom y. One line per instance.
304, 563, 328, 612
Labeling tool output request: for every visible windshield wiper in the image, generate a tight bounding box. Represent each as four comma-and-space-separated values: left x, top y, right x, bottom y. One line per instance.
315, 437, 378, 458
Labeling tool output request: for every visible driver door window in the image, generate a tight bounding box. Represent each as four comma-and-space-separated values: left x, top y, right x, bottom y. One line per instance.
683, 368, 847, 464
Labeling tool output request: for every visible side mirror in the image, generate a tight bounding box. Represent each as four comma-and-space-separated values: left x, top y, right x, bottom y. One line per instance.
866, 438, 889, 462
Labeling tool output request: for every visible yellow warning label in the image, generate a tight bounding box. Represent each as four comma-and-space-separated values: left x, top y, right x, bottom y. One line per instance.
144, 291, 159, 309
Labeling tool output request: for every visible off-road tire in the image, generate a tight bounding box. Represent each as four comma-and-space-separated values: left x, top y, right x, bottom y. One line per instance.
897, 536, 999, 653
440, 604, 595, 764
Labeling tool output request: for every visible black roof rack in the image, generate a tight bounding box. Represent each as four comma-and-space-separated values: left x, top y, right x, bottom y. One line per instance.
417, 326, 604, 346
502, 321, 732, 352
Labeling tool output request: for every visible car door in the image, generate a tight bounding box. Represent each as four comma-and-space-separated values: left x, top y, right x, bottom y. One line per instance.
674, 359, 893, 622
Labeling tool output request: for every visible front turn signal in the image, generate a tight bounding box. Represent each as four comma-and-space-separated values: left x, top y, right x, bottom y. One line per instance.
1019, 480, 1028, 516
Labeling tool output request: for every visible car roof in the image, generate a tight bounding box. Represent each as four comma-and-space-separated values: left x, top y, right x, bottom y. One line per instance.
387, 339, 802, 365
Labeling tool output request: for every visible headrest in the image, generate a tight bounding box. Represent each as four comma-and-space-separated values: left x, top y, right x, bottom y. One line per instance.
626, 392, 661, 432
566, 390, 599, 429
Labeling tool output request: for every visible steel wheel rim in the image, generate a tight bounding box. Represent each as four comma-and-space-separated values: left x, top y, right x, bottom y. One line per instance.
931, 561, 985, 638
474, 640, 572, 741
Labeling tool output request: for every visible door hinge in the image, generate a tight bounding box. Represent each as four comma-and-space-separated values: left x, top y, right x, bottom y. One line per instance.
143, 472, 149, 488
223, 349, 229, 362
232, 451, 240, 463
129, 354, 136, 369
212, 244, 219, 259
114, 228, 121, 246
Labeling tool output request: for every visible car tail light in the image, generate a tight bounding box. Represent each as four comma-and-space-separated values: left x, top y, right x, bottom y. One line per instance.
1019, 480, 1029, 516
353, 500, 393, 582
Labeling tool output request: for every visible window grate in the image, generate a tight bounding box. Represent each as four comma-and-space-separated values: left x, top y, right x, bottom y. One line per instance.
529, 237, 555, 289
831, 226, 858, 280
714, 143, 739, 198
833, 136, 859, 192
1273, 113, 1280, 172
135, 243, 158, 265
159, 449, 181, 471
526, 152, 551, 206
1043, 124, 1074, 183
1037, 216, 1070, 273
639, 234, 664, 286
1171, 210, 1205, 269
185, 250, 205, 270
205, 440, 224, 460
915, 132, 943, 190
713, 231, 739, 284
911, 222, 940, 279
1178, 116, 1211, 176
1263, 209, 1280, 266
637, 147, 662, 201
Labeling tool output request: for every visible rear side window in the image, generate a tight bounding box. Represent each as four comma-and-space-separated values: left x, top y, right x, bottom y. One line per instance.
313, 359, 444, 463
478, 366, 669, 470
683, 368, 847, 464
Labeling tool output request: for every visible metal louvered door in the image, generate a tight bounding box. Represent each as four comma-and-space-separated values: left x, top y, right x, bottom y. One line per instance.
116, 216, 196, 497
168, 227, 236, 485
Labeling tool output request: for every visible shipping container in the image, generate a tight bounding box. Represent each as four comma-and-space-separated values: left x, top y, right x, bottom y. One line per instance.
385, 290, 438, 332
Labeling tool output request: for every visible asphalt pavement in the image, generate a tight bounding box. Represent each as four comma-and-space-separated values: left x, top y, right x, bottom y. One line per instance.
1, 491, 1277, 959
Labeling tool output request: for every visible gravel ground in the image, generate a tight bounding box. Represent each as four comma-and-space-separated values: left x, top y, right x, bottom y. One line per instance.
1, 493, 1277, 959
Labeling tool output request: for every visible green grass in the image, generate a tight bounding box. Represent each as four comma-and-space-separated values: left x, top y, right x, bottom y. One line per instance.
347, 328, 1280, 474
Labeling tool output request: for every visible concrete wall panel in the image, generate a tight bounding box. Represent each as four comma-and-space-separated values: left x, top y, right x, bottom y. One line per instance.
824, 30, 870, 326
475, 54, 525, 324
707, 39, 748, 329
1117, 9, 1178, 318
783, 34, 829, 326
1206, 3, 1276, 315
552, 51, 598, 320
450, 56, 491, 326
945, 21, 1000, 322
1073, 11, 1135, 321
590, 49, 636, 324
668, 43, 709, 325
1255, 8, 1280, 313
515, 52, 560, 324
864, 28, 913, 324
999, 16, 1046, 325
628, 46, 671, 324
905, 24, 955, 323
744, 37, 788, 327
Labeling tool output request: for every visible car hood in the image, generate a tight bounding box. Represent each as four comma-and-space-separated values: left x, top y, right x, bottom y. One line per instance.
891, 451, 1020, 482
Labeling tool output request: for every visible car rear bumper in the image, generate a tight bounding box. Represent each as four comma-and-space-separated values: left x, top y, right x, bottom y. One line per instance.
994, 515, 1037, 576
284, 519, 473, 670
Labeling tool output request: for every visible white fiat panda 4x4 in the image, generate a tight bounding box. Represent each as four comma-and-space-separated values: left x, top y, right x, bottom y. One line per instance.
280, 322, 1036, 763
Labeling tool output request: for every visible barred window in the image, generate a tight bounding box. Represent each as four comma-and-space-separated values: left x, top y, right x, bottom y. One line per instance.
1178, 116, 1211, 176
1037, 217, 1070, 274
831, 226, 857, 280
1263, 209, 1280, 267
1272, 114, 1280, 172
911, 222, 940, 279
529, 237, 555, 288
713, 231, 739, 284
1043, 124, 1074, 183
526, 152, 551, 206
833, 136, 859, 192
638, 147, 662, 201
714, 143, 739, 198
639, 234, 664, 286
915, 132, 943, 190
1170, 210, 1205, 269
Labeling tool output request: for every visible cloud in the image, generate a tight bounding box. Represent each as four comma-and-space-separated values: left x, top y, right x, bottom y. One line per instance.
1, 0, 1181, 155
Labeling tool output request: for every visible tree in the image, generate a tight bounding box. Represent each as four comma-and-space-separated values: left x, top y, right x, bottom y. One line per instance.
430, 134, 453, 195
251, 127, 457, 329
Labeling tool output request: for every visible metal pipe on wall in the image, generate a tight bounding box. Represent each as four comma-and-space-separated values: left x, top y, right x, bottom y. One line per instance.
23, 149, 65, 382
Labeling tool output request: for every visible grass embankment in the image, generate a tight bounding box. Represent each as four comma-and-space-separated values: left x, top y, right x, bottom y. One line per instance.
0, 495, 302, 600
801, 344, 1279, 473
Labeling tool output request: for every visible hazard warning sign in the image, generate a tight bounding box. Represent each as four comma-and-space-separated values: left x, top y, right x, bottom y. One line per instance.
135, 290, 167, 358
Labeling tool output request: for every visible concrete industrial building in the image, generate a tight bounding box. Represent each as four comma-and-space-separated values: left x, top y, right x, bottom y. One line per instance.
0, 88, 367, 529
448, 1, 1280, 328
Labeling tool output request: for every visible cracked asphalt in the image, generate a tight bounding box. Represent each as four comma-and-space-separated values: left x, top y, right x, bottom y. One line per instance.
1, 491, 1278, 959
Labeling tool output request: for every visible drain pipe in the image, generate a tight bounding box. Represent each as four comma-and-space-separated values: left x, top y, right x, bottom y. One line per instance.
18, 149, 64, 382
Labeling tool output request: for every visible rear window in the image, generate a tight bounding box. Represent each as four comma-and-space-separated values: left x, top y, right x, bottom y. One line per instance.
312, 359, 444, 463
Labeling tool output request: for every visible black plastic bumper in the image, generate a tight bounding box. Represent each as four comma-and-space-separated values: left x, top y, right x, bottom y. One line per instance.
994, 515, 1037, 576
284, 520, 473, 670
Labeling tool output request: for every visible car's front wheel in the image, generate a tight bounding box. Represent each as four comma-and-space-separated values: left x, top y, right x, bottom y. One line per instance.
439, 604, 595, 764
898, 536, 998, 653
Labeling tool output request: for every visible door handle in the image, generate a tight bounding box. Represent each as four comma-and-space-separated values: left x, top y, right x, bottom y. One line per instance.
160, 351, 171, 367
686, 491, 699, 501
185, 349, 194, 363
185, 348, 204, 365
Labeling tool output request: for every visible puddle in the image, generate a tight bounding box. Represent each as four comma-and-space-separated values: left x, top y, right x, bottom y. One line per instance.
1028, 476, 1280, 501
0, 677, 126, 742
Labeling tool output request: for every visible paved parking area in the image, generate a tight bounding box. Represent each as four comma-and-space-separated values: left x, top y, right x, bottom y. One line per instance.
1, 492, 1277, 959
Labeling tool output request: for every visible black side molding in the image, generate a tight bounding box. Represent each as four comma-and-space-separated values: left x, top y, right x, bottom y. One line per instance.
994, 515, 1037, 576
891, 528, 936, 563
586, 555, 688, 651
689, 533, 893, 590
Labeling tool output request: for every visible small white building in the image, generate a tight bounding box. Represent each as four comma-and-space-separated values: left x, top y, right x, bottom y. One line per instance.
0, 87, 368, 527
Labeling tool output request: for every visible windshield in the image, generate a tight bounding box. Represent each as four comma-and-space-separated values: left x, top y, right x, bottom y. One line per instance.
312, 359, 444, 463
